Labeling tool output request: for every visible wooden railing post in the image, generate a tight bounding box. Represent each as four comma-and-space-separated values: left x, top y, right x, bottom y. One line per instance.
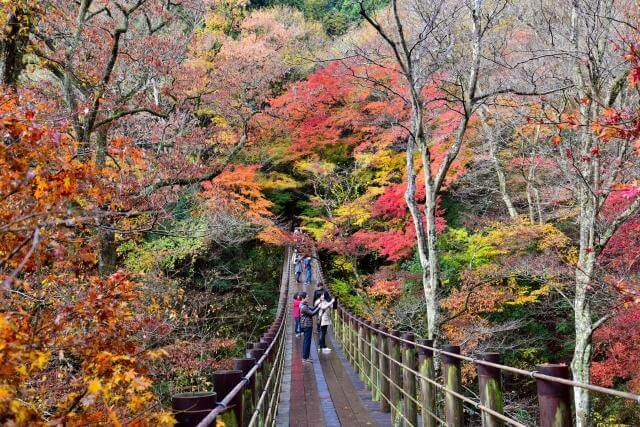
442, 345, 463, 427
233, 358, 256, 427
350, 315, 357, 366
213, 370, 243, 426
248, 348, 264, 408
402, 332, 418, 427
245, 343, 254, 358
358, 317, 366, 382
389, 330, 404, 426
364, 321, 373, 390
379, 325, 391, 413
536, 364, 571, 427
334, 305, 341, 343
340, 306, 346, 347
476, 353, 504, 427
172, 391, 217, 426
418, 339, 436, 427
371, 323, 381, 402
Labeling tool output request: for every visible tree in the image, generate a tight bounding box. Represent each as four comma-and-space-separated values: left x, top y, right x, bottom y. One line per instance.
357, 0, 554, 339
0, 90, 174, 424
522, 2, 640, 422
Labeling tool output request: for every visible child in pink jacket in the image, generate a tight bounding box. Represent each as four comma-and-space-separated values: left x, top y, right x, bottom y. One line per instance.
293, 293, 302, 337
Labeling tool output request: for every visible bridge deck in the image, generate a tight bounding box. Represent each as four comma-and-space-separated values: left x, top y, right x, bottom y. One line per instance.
277, 255, 391, 427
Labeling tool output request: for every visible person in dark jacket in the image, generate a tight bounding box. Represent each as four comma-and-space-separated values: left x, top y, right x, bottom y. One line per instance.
313, 282, 331, 304
299, 292, 319, 363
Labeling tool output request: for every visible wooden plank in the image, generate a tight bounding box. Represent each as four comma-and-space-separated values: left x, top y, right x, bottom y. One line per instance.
289, 255, 325, 427
328, 331, 393, 427
319, 345, 378, 426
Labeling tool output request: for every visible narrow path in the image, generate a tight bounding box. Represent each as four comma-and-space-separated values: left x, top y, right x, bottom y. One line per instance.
277, 252, 391, 427
277, 254, 326, 427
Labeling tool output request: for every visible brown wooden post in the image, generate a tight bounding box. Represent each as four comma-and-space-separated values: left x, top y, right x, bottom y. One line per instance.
364, 321, 373, 390
351, 315, 358, 366
334, 305, 341, 343
344, 313, 350, 361
213, 370, 243, 426
371, 323, 381, 402
402, 332, 418, 427
536, 364, 572, 427
172, 391, 217, 426
245, 343, 254, 358
358, 317, 366, 381
349, 314, 357, 365
418, 339, 437, 427
248, 348, 264, 407
476, 353, 504, 427
233, 358, 256, 427
442, 345, 463, 427
336, 306, 342, 345
378, 325, 391, 413
255, 341, 270, 373
339, 306, 346, 346
389, 330, 404, 426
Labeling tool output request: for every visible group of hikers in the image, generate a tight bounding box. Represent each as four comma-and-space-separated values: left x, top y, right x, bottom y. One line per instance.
291, 242, 335, 364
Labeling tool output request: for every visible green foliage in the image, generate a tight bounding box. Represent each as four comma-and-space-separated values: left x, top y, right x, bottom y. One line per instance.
438, 227, 498, 287
330, 278, 366, 313
118, 218, 208, 274
252, 0, 388, 35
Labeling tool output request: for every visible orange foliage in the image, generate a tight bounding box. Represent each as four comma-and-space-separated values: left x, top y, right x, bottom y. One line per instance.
0, 91, 173, 425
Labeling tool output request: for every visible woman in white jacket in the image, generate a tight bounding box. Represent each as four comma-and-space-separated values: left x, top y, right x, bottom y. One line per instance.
315, 292, 335, 354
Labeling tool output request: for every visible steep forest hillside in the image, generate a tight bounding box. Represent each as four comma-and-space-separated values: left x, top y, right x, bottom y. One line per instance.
1, 0, 640, 425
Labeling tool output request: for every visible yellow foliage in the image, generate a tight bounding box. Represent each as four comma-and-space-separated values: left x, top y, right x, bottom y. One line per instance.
156, 412, 177, 426
260, 172, 302, 191
335, 202, 372, 227
87, 379, 102, 395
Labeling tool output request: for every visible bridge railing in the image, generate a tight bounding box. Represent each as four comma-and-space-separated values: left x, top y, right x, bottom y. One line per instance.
313, 249, 640, 427
171, 247, 291, 427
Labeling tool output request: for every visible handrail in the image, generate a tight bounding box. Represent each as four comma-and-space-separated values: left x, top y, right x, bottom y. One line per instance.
186, 246, 292, 427
312, 246, 640, 426
340, 309, 640, 404
196, 315, 288, 426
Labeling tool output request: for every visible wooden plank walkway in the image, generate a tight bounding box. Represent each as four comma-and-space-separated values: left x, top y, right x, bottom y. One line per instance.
276, 254, 391, 427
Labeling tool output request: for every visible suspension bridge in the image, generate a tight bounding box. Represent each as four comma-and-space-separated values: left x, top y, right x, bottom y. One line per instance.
170, 247, 640, 427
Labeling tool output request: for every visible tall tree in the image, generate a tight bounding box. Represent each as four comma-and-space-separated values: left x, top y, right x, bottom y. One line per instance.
358, 0, 556, 338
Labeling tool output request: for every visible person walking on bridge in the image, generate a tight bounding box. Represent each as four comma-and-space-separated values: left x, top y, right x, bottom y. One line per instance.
303, 255, 312, 286
299, 292, 319, 363
294, 253, 302, 283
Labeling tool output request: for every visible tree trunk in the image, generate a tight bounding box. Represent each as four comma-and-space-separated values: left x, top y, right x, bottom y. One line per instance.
478, 108, 518, 219
1, 10, 29, 87
404, 133, 433, 336
571, 194, 596, 427
95, 127, 117, 276
526, 164, 544, 224
423, 184, 440, 340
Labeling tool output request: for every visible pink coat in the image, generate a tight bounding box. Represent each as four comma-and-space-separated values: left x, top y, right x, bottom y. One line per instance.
293, 299, 301, 318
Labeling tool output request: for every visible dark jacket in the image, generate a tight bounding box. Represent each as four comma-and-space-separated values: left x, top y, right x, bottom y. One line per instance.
300, 302, 319, 328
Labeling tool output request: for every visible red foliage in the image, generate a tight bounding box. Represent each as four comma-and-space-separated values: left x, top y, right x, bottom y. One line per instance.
352, 228, 416, 261
269, 61, 409, 155
592, 307, 640, 392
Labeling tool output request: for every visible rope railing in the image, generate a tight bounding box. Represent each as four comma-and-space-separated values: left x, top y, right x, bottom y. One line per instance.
171, 247, 292, 427
312, 247, 640, 427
